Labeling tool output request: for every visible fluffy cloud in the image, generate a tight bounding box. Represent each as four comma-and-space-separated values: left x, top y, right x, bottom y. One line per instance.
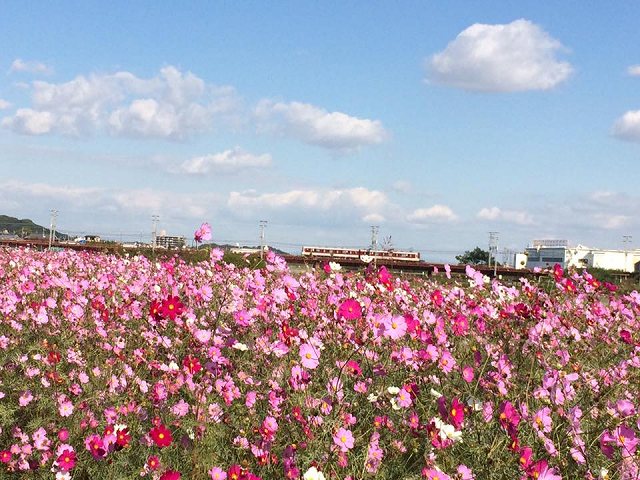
177, 147, 272, 175
1, 66, 239, 139
627, 65, 640, 76
0, 179, 221, 225
0, 99, 11, 110
228, 187, 388, 224
612, 110, 640, 142
9, 58, 53, 75
427, 19, 572, 92
407, 205, 458, 223
477, 206, 535, 225
255, 100, 388, 150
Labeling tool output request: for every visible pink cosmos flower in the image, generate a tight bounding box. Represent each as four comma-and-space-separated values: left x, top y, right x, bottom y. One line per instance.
533, 407, 552, 434
396, 388, 412, 408
58, 400, 74, 417
382, 315, 407, 340
613, 424, 639, 457
529, 460, 561, 480
209, 467, 227, 480
194, 222, 212, 243
18, 390, 33, 407
333, 427, 354, 452
452, 314, 469, 336
462, 366, 474, 383
422, 468, 451, 480
299, 343, 320, 369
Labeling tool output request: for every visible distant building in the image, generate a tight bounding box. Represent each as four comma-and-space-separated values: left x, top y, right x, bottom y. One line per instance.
84, 235, 101, 242
230, 247, 263, 255
155, 235, 186, 249
525, 240, 640, 272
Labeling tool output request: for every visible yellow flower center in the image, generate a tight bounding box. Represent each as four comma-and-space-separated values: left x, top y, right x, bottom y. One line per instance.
158, 433, 165, 439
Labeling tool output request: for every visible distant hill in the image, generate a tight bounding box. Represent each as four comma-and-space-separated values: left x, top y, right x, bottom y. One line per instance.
0, 215, 68, 240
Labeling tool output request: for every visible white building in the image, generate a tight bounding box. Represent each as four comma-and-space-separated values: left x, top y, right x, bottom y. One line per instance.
525, 240, 640, 273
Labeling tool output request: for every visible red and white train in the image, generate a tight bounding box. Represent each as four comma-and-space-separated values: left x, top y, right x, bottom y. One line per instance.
301, 246, 420, 263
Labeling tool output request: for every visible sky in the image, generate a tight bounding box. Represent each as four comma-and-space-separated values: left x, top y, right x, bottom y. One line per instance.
1, 1, 639, 262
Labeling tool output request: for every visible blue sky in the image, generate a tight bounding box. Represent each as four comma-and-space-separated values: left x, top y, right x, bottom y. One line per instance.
1, 1, 639, 261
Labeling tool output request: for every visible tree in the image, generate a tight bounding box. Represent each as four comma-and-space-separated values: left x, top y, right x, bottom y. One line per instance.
455, 247, 490, 265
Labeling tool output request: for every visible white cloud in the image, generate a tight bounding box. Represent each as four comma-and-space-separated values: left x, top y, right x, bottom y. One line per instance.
362, 213, 386, 223
227, 187, 389, 225
177, 147, 272, 175
2, 66, 239, 139
255, 100, 388, 150
2, 109, 55, 135
9, 58, 53, 75
0, 99, 11, 110
0, 179, 221, 222
407, 205, 458, 223
612, 110, 640, 142
477, 206, 535, 225
427, 19, 572, 92
627, 65, 640, 76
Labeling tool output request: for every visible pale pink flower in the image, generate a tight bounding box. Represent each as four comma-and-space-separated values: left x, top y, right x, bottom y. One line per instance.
333, 427, 354, 452
299, 343, 320, 369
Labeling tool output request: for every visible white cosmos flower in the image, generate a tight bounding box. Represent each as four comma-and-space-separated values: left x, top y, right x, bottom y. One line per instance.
387, 386, 400, 395
432, 417, 463, 443
430, 388, 443, 399
360, 255, 374, 264
232, 342, 248, 351
303, 466, 326, 480
329, 261, 342, 272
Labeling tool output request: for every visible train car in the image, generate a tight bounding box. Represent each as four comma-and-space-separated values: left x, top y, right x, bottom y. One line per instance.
301, 246, 420, 262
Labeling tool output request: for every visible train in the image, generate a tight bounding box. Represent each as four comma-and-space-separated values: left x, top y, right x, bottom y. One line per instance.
301, 246, 420, 263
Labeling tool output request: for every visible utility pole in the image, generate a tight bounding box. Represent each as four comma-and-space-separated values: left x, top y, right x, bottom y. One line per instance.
488, 231, 499, 276
259, 220, 268, 259
48, 209, 58, 249
151, 215, 160, 253
370, 225, 379, 251
623, 235, 632, 272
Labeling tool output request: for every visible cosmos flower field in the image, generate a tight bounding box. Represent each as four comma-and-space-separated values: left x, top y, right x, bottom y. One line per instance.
0, 246, 638, 479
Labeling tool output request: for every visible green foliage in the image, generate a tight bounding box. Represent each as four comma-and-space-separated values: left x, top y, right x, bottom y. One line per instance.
455, 247, 490, 265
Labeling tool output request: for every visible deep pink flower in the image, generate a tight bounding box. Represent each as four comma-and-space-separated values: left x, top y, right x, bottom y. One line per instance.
160, 470, 181, 480
161, 296, 184, 320
150, 424, 173, 448
56, 449, 76, 472
0, 450, 11, 463
338, 298, 362, 320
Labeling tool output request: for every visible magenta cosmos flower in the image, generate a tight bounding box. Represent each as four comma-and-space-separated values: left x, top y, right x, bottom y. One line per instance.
338, 298, 362, 320
299, 343, 320, 369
